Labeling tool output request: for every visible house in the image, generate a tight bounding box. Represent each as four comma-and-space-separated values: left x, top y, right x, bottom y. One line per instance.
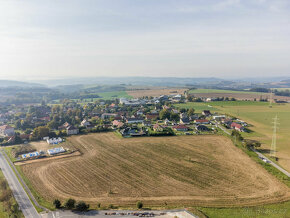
231, 122, 244, 132
110, 103, 117, 108
164, 118, 170, 125
112, 120, 124, 128
171, 109, 179, 114
81, 119, 91, 127
213, 115, 226, 121
202, 110, 211, 116
163, 105, 170, 110
172, 124, 188, 131
136, 110, 143, 116
194, 119, 210, 124
172, 94, 182, 101
180, 117, 190, 124
0, 125, 15, 136
153, 124, 164, 132
66, 126, 79, 135
39, 116, 50, 122
58, 122, 71, 130
126, 117, 144, 124
142, 121, 152, 127
101, 113, 117, 119
196, 125, 211, 131
146, 114, 159, 120
180, 113, 188, 119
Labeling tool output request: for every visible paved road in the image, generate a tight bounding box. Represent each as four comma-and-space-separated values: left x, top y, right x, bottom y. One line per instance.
2, 148, 48, 212
0, 149, 40, 218
250, 147, 290, 177
216, 123, 290, 177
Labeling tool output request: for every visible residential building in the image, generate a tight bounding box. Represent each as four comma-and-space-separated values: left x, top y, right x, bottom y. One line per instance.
0, 125, 15, 136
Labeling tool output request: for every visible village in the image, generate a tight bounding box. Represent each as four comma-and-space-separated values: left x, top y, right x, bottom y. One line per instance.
0, 93, 249, 161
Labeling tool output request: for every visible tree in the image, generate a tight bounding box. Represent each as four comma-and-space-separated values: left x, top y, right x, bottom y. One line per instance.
170, 113, 179, 122
32, 126, 50, 140
231, 130, 243, 141
159, 109, 170, 120
75, 201, 90, 211
65, 198, 76, 210
187, 108, 195, 116
186, 95, 193, 102
53, 199, 61, 209
136, 201, 143, 209
179, 108, 187, 113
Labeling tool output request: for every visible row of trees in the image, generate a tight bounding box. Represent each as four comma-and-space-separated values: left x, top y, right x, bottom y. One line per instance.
53, 199, 144, 211
53, 199, 90, 211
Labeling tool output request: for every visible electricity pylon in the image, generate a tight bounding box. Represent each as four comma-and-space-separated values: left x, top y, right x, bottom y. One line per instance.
270, 115, 279, 158
269, 90, 273, 108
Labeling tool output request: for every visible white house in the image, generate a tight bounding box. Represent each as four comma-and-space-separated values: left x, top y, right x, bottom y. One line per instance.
81, 119, 91, 127
66, 126, 79, 135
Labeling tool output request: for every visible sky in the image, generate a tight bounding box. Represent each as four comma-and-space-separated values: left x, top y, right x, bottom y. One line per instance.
0, 0, 290, 80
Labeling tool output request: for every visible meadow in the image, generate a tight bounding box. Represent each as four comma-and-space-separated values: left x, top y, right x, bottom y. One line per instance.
19, 133, 290, 208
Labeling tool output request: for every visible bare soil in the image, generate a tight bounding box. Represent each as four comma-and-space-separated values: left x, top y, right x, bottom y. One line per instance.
20, 133, 290, 207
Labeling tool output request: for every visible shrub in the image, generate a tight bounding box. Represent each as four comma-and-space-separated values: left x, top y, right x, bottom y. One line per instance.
65, 198, 76, 210
53, 199, 61, 209
75, 201, 90, 211
136, 201, 143, 209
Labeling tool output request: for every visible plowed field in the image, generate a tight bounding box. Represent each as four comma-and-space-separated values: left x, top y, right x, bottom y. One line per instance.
20, 133, 290, 207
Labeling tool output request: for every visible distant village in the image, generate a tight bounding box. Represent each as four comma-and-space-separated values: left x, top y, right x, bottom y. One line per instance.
0, 93, 248, 149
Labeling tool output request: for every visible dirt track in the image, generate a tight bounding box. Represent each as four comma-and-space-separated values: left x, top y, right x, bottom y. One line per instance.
20, 133, 290, 207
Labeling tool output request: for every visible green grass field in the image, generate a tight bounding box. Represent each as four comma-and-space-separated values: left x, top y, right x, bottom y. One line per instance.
196, 200, 290, 218
97, 91, 133, 100
176, 101, 290, 172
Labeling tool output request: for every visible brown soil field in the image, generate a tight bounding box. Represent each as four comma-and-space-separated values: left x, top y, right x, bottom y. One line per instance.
192, 93, 290, 101
127, 88, 188, 98
20, 133, 290, 207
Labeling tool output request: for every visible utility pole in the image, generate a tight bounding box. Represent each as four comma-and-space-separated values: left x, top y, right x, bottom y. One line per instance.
270, 115, 279, 159
269, 89, 273, 108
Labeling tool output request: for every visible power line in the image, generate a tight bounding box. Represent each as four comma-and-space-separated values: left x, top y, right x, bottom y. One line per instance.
270, 115, 279, 158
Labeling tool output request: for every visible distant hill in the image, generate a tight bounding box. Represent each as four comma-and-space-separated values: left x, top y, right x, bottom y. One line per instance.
0, 80, 44, 88
33, 77, 226, 87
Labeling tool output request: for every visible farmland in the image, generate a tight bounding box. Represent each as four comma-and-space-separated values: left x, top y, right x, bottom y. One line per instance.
19, 133, 290, 208
176, 101, 290, 172
127, 88, 187, 98
188, 88, 290, 101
